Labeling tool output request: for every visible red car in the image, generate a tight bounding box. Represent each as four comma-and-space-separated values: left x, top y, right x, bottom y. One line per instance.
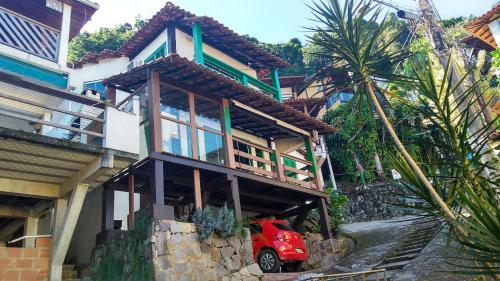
250, 219, 307, 273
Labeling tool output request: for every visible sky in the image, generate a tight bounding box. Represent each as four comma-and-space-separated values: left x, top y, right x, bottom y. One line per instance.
82, 0, 497, 44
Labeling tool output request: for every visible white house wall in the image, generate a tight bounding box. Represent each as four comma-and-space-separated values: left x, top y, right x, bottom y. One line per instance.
489, 20, 500, 46
132, 29, 169, 64
69, 57, 130, 93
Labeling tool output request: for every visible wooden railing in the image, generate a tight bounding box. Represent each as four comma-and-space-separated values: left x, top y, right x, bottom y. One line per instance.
233, 137, 320, 190
0, 90, 105, 145
0, 7, 61, 62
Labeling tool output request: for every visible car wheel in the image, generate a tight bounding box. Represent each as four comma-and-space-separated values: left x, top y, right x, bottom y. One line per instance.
257, 249, 281, 273
283, 261, 302, 272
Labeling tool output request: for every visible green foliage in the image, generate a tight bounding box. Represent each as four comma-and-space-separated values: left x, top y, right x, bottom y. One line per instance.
68, 17, 145, 63
323, 101, 380, 183
192, 206, 215, 240
91, 216, 153, 281
212, 203, 237, 238
491, 48, 500, 69
391, 56, 500, 276
192, 204, 238, 240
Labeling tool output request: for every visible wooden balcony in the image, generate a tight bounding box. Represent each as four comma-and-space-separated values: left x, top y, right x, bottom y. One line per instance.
233, 138, 320, 190
0, 7, 61, 62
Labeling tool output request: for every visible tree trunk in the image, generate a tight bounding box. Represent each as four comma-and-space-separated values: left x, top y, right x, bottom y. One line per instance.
365, 81, 457, 221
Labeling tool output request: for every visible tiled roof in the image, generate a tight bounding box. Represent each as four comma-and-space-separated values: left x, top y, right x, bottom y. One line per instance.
463, 4, 500, 49
103, 54, 336, 136
72, 2, 289, 69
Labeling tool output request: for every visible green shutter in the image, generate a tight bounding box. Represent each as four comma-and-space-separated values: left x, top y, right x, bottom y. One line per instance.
144, 45, 166, 64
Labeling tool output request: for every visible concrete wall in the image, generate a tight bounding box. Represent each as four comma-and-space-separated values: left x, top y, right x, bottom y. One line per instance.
69, 57, 130, 93
103, 100, 141, 155
132, 29, 169, 64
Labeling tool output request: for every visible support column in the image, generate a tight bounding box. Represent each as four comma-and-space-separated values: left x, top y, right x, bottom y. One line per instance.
147, 70, 162, 153
305, 136, 322, 189
128, 168, 135, 230
227, 175, 242, 222
150, 159, 167, 218
57, 3, 72, 66
106, 87, 117, 106
192, 22, 204, 65
49, 184, 88, 281
101, 187, 114, 232
53, 198, 68, 237
193, 169, 202, 209
271, 68, 283, 102
166, 22, 177, 54
23, 217, 38, 248
221, 98, 235, 168
317, 198, 333, 240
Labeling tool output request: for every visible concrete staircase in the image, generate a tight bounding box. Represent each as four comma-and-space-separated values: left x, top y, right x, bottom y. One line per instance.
62, 264, 80, 281
374, 217, 442, 272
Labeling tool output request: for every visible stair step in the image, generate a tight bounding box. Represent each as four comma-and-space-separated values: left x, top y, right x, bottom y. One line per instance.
63, 265, 75, 270
377, 260, 409, 271
62, 271, 78, 279
383, 253, 418, 264
393, 247, 423, 256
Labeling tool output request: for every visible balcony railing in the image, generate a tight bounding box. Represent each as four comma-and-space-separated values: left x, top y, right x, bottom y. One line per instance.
0, 87, 105, 145
203, 53, 281, 98
233, 137, 320, 190
0, 7, 60, 62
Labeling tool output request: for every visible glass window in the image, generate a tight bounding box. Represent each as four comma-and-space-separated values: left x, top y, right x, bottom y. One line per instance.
160, 87, 190, 123
197, 129, 225, 165
249, 224, 263, 234
272, 223, 293, 231
161, 119, 192, 158
194, 96, 221, 132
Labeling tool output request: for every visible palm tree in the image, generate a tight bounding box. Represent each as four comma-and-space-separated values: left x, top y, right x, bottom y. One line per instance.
307, 0, 457, 220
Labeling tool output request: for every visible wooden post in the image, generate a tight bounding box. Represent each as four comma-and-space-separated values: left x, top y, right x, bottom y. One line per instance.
166, 22, 177, 54
188, 93, 199, 159
150, 159, 166, 219
221, 98, 235, 168
304, 136, 321, 189
228, 175, 243, 222
193, 169, 202, 209
128, 168, 135, 230
271, 68, 283, 102
268, 140, 286, 181
106, 87, 117, 107
147, 70, 162, 153
318, 198, 333, 240
192, 22, 204, 65
101, 186, 114, 232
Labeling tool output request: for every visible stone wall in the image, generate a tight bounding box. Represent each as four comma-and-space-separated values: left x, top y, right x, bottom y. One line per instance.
303, 233, 349, 271
150, 220, 263, 281
344, 183, 416, 223
0, 237, 51, 281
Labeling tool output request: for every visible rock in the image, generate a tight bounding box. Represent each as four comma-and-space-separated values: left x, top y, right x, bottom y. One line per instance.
230, 272, 242, 281
169, 221, 196, 234
221, 247, 235, 261
217, 265, 229, 278
212, 247, 222, 262
244, 263, 263, 277
213, 237, 229, 248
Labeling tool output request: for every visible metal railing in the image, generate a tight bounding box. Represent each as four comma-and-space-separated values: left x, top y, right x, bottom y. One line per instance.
0, 87, 105, 145
304, 269, 388, 281
0, 7, 60, 62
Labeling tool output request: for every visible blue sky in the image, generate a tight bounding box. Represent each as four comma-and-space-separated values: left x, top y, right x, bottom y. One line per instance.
84, 0, 497, 44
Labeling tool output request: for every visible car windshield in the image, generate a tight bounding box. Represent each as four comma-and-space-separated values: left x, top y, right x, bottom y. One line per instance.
272, 223, 293, 231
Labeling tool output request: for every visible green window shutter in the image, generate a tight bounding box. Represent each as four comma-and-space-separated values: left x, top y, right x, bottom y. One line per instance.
144, 45, 166, 64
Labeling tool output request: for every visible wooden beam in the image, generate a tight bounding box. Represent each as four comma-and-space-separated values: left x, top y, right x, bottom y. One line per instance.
50, 184, 89, 281
228, 175, 242, 222
0, 178, 59, 198
304, 136, 322, 190
59, 154, 114, 196
232, 100, 309, 136
147, 70, 162, 153
166, 22, 177, 54
318, 198, 333, 240
193, 169, 202, 209
128, 169, 135, 229
0, 205, 30, 218
106, 87, 117, 107
221, 98, 236, 168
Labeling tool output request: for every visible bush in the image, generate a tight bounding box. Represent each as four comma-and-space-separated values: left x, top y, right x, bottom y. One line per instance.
192, 203, 238, 240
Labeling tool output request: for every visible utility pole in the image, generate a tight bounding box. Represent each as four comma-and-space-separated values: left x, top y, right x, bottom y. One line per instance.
417, 0, 491, 131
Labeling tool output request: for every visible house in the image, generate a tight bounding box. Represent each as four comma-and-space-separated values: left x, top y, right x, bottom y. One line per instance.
462, 4, 500, 52
0, 1, 341, 278
0, 0, 140, 280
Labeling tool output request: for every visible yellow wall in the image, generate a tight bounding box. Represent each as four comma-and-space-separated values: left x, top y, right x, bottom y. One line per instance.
175, 29, 257, 78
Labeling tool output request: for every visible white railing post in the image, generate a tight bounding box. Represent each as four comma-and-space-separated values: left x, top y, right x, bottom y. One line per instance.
58, 3, 72, 66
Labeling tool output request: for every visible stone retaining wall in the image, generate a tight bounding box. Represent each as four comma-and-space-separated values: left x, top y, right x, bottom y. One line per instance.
150, 220, 263, 281
345, 183, 416, 223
